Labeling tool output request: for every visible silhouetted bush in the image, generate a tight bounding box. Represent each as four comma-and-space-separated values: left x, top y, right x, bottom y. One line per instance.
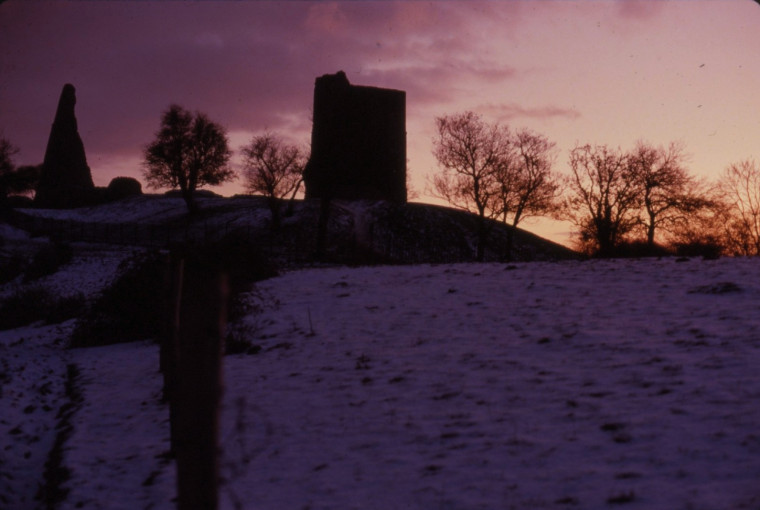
605, 241, 673, 258
225, 326, 262, 356
674, 240, 722, 260
23, 242, 72, 282
0, 285, 85, 330
107, 177, 142, 201
163, 189, 220, 199
69, 237, 277, 348
70, 251, 165, 347
86, 186, 110, 205
184, 236, 277, 354
0, 254, 26, 284
213, 235, 278, 292
5, 195, 34, 208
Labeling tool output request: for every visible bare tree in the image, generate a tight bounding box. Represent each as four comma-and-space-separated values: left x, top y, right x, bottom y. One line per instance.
564, 144, 640, 256
143, 105, 233, 214
5, 165, 41, 198
0, 137, 39, 203
628, 141, 710, 248
0, 137, 16, 175
431, 112, 511, 261
666, 188, 728, 257
0, 137, 18, 202
241, 133, 306, 229
717, 159, 760, 255
497, 129, 562, 259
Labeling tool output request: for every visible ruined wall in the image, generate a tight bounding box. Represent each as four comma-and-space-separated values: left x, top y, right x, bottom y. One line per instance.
304, 71, 406, 203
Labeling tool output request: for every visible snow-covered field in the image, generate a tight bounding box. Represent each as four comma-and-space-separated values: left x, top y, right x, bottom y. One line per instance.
2, 229, 759, 509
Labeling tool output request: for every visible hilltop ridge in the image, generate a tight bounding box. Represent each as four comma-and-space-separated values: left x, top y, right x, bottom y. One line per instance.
10, 195, 578, 265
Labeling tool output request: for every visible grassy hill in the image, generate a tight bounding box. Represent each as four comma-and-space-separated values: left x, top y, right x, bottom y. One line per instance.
9, 195, 578, 265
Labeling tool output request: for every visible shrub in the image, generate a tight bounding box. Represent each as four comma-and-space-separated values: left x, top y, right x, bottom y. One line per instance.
5, 195, 34, 208
70, 251, 165, 347
0, 285, 84, 330
163, 189, 220, 199
47, 293, 86, 325
70, 240, 277, 348
673, 240, 722, 260
174, 237, 277, 354
0, 254, 26, 284
606, 240, 673, 258
107, 177, 142, 201
23, 242, 72, 282
211, 235, 278, 293
224, 290, 268, 355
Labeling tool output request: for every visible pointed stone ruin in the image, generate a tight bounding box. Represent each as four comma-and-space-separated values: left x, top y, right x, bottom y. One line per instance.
303, 71, 407, 203
35, 83, 94, 208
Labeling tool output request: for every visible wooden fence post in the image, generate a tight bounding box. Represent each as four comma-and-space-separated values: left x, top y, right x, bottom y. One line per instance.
173, 255, 227, 510
162, 253, 184, 455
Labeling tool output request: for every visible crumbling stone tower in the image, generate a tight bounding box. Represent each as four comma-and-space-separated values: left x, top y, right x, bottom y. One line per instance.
304, 71, 406, 203
35, 83, 94, 208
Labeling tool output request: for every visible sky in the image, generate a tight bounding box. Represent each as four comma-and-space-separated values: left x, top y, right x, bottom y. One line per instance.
1, 0, 759, 243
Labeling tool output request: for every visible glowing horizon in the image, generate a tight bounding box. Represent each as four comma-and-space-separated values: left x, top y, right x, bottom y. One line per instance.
1, 0, 758, 245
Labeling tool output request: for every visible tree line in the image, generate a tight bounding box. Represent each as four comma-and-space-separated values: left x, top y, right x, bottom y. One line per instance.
430, 111, 760, 259
2, 104, 758, 259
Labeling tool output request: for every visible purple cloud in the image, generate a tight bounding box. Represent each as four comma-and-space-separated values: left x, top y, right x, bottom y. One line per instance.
0, 0, 530, 188
479, 103, 582, 123
615, 0, 666, 20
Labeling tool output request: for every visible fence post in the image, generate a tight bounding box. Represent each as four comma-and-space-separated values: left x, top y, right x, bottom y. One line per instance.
162, 253, 183, 456
173, 253, 227, 510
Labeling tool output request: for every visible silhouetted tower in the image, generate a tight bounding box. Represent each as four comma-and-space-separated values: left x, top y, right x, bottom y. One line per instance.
304, 71, 406, 203
35, 83, 94, 208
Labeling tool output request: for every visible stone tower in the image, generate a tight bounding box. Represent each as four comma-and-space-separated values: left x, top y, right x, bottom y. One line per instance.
303, 71, 406, 203
35, 83, 94, 208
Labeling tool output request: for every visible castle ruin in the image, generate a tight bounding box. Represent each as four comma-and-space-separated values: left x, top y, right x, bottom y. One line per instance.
303, 71, 406, 203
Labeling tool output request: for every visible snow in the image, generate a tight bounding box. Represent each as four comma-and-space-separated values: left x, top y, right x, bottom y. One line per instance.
220, 258, 760, 510
37, 246, 135, 300
59, 341, 174, 510
2, 246, 760, 509
17, 196, 197, 224
17, 195, 271, 227
0, 231, 138, 509
0, 321, 74, 510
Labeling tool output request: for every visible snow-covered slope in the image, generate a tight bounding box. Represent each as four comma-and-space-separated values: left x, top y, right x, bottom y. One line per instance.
220, 258, 760, 510
2, 242, 759, 509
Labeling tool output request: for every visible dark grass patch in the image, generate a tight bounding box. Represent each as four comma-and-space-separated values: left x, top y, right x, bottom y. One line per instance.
0, 241, 73, 286
0, 285, 85, 330
688, 282, 742, 294
36, 364, 82, 507
614, 472, 642, 480
0, 254, 26, 285
23, 242, 72, 282
225, 337, 262, 355
70, 251, 166, 347
607, 491, 636, 504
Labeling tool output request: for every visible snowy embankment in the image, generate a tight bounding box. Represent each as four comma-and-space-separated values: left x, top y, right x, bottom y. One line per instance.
1, 224, 143, 509
2, 233, 759, 509
222, 258, 760, 510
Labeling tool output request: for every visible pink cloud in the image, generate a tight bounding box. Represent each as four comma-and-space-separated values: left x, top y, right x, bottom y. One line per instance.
0, 0, 530, 172
616, 0, 667, 20
479, 103, 582, 123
